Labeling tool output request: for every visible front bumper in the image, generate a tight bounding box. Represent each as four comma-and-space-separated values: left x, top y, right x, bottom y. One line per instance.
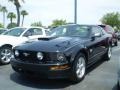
11, 59, 71, 79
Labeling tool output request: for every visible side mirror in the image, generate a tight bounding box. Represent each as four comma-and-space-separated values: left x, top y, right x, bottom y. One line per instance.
91, 33, 101, 41
94, 33, 101, 37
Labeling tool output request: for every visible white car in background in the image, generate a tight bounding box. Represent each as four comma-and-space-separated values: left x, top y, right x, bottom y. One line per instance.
0, 27, 49, 64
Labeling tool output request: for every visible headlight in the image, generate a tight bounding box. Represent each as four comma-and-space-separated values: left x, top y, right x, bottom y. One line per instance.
57, 53, 66, 61
37, 52, 43, 60
14, 50, 19, 56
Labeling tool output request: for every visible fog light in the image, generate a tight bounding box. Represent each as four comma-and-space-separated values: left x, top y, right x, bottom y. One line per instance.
37, 52, 43, 60
15, 50, 19, 56
57, 53, 66, 61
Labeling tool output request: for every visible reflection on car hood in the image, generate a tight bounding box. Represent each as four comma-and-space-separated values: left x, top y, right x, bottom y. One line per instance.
16, 37, 85, 52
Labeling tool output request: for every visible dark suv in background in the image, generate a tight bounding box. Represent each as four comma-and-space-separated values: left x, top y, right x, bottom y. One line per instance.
99, 25, 118, 46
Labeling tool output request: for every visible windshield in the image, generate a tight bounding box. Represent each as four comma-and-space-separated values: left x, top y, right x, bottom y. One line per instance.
3, 28, 26, 37
49, 25, 90, 38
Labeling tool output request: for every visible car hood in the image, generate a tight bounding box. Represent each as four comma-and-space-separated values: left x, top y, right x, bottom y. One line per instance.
16, 37, 86, 52
0, 35, 16, 40
0, 35, 18, 45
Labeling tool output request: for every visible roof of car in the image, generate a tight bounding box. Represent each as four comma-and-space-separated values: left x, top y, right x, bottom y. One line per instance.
98, 24, 111, 27
59, 24, 101, 27
9, 26, 45, 30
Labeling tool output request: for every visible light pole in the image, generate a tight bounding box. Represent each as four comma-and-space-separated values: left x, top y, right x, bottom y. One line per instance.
74, 0, 77, 24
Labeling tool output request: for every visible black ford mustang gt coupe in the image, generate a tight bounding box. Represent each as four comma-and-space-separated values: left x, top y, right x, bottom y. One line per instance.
11, 24, 112, 82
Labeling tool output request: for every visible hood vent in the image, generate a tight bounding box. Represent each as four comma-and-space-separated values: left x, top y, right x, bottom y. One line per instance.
38, 36, 57, 41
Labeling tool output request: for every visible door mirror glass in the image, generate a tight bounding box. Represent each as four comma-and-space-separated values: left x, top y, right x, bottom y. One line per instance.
91, 33, 101, 41
94, 33, 101, 37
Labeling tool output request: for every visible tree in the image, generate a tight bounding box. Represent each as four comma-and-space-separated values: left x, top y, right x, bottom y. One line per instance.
21, 10, 28, 26
7, 22, 17, 29
0, 23, 4, 28
31, 21, 42, 27
50, 19, 67, 28
0, 6, 8, 27
7, 12, 16, 24
101, 12, 120, 30
0, 5, 1, 10
8, 0, 24, 26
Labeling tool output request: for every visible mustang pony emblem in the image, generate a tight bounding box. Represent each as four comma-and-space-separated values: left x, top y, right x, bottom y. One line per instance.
23, 53, 30, 56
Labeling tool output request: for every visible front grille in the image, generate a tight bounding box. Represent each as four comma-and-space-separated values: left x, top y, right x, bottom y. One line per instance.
15, 50, 57, 63
17, 50, 38, 63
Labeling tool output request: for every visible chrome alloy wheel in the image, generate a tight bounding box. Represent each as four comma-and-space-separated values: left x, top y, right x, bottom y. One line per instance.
76, 57, 86, 78
108, 46, 112, 58
0, 48, 13, 63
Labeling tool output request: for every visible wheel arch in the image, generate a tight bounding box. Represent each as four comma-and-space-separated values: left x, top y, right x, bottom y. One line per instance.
0, 44, 13, 49
72, 48, 88, 64
77, 49, 88, 61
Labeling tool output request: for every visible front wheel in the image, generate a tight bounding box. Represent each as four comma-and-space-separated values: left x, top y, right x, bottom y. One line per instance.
70, 53, 86, 82
0, 46, 13, 64
103, 46, 112, 61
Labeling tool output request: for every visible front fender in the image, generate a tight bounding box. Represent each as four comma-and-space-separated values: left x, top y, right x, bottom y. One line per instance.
64, 44, 88, 62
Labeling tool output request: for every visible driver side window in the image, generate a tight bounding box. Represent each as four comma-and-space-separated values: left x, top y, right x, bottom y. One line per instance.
92, 26, 103, 37
23, 29, 33, 37
23, 28, 43, 37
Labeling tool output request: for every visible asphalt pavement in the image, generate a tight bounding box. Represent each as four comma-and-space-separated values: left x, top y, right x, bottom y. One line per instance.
0, 43, 120, 90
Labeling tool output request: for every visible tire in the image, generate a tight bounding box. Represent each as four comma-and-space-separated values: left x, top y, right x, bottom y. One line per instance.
0, 46, 13, 64
117, 81, 120, 90
114, 41, 118, 46
111, 40, 114, 47
103, 46, 112, 61
70, 53, 86, 82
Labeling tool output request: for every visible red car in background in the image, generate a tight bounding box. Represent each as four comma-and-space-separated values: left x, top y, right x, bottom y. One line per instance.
99, 25, 118, 46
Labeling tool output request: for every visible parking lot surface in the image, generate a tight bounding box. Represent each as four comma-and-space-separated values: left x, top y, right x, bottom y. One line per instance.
0, 43, 120, 90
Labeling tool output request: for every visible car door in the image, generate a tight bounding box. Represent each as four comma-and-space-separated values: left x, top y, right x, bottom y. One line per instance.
86, 26, 106, 64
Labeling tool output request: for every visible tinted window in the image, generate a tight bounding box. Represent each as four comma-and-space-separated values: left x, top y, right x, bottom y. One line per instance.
3, 28, 26, 37
24, 28, 43, 36
99, 25, 114, 33
68, 26, 90, 37
49, 26, 67, 36
45, 30, 50, 36
49, 25, 90, 38
0, 30, 6, 34
92, 26, 103, 35
33, 28, 43, 35
98, 27, 105, 35
106, 26, 114, 33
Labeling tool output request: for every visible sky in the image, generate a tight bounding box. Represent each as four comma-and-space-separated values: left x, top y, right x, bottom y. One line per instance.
0, 0, 120, 27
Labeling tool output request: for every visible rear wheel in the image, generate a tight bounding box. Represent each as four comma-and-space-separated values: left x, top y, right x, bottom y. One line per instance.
70, 53, 86, 82
114, 40, 118, 46
117, 81, 120, 90
0, 46, 13, 64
